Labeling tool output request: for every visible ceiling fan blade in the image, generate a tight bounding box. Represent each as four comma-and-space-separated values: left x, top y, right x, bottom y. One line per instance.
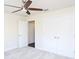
28, 8, 48, 11
24, 0, 32, 9
28, 8, 43, 11
4, 4, 21, 8
26, 10, 30, 15
12, 8, 23, 13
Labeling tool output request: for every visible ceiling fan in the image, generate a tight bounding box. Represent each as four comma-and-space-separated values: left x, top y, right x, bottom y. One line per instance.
4, 0, 48, 15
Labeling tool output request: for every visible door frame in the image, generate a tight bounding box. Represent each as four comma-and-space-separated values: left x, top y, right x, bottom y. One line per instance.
27, 20, 35, 46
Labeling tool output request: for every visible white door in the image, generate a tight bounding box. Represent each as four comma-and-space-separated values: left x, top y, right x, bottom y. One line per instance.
18, 20, 28, 48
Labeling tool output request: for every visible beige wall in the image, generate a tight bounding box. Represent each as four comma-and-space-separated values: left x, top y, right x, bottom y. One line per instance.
4, 13, 27, 51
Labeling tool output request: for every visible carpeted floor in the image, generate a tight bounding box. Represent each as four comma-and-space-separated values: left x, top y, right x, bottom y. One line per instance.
4, 47, 74, 59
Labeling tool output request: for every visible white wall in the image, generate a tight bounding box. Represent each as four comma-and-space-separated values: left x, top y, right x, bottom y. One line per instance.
4, 6, 75, 58
28, 6, 75, 58
4, 13, 27, 51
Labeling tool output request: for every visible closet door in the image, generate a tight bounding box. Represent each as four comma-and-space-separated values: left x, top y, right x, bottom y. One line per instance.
18, 20, 28, 48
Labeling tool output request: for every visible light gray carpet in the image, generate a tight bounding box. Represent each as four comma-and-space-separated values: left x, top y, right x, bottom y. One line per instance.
4, 47, 73, 59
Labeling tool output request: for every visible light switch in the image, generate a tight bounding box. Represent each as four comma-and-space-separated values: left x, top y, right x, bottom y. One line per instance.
54, 36, 60, 39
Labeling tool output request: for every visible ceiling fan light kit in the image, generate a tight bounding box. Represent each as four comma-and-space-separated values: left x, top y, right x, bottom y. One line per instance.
43, 9, 48, 11
5, 0, 48, 15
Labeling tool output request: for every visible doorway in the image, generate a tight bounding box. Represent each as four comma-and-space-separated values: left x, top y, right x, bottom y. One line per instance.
28, 21, 35, 48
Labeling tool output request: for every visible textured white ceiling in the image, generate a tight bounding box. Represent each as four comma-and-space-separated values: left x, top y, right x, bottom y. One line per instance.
4, 0, 75, 16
